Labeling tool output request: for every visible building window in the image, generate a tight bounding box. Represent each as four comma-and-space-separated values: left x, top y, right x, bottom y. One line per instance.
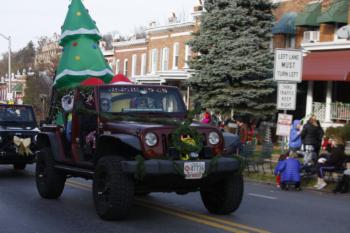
161, 47, 169, 71
132, 54, 137, 77
151, 48, 158, 74
123, 59, 128, 77
184, 45, 191, 68
116, 59, 120, 74
173, 42, 179, 69
141, 53, 147, 75
285, 35, 295, 49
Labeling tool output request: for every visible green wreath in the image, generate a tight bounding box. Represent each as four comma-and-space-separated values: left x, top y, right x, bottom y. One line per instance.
171, 121, 203, 160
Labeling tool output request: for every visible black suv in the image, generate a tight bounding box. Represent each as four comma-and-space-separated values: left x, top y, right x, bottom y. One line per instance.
0, 104, 39, 170
36, 85, 243, 220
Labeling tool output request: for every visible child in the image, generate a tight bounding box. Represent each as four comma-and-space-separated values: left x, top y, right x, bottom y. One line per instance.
274, 152, 289, 188
274, 151, 302, 190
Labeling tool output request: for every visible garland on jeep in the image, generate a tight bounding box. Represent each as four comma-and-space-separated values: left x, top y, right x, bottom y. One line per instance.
171, 121, 204, 161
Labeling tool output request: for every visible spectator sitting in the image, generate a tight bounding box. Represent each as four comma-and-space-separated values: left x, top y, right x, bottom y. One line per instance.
321, 136, 332, 153
274, 151, 302, 191
315, 136, 346, 190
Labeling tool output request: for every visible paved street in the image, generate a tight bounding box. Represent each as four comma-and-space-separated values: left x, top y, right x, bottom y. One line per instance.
0, 165, 349, 233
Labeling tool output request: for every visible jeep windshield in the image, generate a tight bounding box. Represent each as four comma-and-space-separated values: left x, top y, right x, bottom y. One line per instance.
98, 86, 186, 115
0, 105, 36, 126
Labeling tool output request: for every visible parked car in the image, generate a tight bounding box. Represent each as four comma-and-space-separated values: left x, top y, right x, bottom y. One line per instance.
0, 104, 39, 170
36, 85, 243, 220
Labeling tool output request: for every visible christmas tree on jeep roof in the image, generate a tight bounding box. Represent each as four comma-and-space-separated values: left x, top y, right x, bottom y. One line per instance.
54, 0, 113, 89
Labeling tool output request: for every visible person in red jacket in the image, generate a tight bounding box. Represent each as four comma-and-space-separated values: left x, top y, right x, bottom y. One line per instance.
236, 117, 249, 144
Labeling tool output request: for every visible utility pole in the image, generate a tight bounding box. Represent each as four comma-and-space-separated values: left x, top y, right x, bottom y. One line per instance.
0, 33, 12, 99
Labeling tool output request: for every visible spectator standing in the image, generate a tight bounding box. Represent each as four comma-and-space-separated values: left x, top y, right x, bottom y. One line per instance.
301, 115, 324, 164
289, 120, 302, 151
201, 109, 211, 124
211, 111, 222, 127
315, 136, 346, 190
236, 117, 249, 144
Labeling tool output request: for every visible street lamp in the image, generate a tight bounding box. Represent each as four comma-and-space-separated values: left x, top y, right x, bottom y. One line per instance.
0, 33, 11, 100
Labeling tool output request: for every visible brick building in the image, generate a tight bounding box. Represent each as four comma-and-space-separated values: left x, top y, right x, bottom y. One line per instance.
34, 34, 61, 71
272, 0, 350, 127
109, 3, 203, 107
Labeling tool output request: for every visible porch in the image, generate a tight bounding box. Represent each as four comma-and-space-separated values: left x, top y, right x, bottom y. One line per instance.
306, 80, 350, 128
313, 102, 350, 125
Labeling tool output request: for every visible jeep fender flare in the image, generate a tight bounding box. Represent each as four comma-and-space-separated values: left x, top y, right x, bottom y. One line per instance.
36, 132, 65, 161
95, 134, 142, 162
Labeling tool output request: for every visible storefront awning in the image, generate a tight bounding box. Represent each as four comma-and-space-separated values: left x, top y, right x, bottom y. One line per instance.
303, 50, 350, 81
272, 12, 297, 35
317, 0, 349, 24
295, 3, 321, 27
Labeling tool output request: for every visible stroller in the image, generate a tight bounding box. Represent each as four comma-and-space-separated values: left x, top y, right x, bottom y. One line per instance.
297, 145, 318, 175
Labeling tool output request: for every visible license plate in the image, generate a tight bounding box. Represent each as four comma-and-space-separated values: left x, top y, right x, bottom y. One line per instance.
184, 162, 205, 180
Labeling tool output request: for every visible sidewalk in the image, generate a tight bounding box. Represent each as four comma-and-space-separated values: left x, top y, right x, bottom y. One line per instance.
244, 174, 350, 196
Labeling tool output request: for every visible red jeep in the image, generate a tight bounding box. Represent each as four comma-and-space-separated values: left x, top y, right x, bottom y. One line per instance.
36, 84, 243, 220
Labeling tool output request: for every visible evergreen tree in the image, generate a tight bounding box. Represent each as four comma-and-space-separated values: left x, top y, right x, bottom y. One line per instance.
54, 0, 113, 89
189, 0, 276, 119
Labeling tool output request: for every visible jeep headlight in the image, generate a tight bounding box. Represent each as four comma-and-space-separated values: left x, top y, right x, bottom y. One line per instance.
145, 132, 158, 147
0, 136, 2, 143
208, 132, 220, 145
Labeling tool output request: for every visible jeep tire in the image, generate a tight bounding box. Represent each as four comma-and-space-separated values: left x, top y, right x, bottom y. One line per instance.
93, 156, 134, 220
200, 174, 243, 214
13, 163, 26, 170
36, 147, 66, 199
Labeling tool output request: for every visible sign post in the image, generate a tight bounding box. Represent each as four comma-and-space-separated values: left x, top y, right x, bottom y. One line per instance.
274, 49, 303, 83
274, 49, 303, 152
277, 83, 297, 111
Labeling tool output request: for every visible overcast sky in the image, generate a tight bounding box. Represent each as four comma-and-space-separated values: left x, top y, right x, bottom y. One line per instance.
0, 0, 198, 55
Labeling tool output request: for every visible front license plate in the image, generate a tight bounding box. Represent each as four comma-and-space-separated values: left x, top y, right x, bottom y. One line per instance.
184, 162, 205, 180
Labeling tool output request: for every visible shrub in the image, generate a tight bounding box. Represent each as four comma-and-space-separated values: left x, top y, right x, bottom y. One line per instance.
325, 124, 350, 141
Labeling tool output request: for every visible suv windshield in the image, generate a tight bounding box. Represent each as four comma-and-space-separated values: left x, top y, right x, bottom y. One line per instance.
0, 105, 35, 123
99, 86, 186, 114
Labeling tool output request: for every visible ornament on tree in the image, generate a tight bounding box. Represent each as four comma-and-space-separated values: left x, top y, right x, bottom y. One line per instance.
54, 0, 113, 89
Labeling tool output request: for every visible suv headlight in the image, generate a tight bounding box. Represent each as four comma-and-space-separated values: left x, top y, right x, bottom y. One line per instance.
145, 132, 158, 147
0, 136, 2, 143
208, 132, 220, 145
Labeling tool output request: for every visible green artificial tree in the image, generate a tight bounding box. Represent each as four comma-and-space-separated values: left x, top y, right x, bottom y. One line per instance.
54, 0, 113, 89
189, 0, 276, 119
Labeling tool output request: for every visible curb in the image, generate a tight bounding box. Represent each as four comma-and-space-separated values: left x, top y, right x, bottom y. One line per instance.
244, 178, 350, 196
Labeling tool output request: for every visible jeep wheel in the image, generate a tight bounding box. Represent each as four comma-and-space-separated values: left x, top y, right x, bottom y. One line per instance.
13, 163, 26, 170
93, 156, 134, 220
200, 174, 243, 214
36, 147, 66, 199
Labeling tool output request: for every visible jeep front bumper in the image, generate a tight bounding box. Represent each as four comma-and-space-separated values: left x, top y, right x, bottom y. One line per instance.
121, 157, 240, 176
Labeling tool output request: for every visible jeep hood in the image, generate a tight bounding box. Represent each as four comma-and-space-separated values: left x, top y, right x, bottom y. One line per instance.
103, 121, 218, 133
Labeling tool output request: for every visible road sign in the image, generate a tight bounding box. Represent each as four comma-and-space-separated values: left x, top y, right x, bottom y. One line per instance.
274, 49, 303, 83
277, 83, 297, 110
276, 113, 293, 137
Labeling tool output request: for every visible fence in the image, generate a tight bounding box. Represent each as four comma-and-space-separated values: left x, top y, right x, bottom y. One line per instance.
312, 102, 350, 122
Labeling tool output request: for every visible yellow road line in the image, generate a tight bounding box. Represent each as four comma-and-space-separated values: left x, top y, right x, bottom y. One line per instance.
66, 180, 269, 233
136, 199, 270, 233
136, 202, 248, 233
